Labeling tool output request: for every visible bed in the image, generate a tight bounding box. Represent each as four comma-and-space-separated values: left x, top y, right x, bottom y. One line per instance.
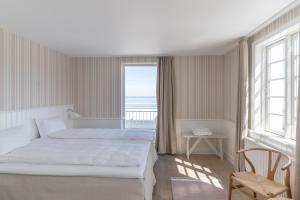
0, 138, 157, 200
0, 118, 157, 200
0, 106, 157, 200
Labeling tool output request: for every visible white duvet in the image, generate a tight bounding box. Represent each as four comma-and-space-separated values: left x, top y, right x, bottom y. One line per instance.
0, 139, 150, 167
48, 128, 156, 142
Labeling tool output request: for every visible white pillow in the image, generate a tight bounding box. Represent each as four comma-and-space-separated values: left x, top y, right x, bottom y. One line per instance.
35, 117, 66, 137
0, 126, 30, 155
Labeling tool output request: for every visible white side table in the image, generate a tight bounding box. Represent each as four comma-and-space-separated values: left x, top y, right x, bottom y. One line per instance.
184, 133, 227, 160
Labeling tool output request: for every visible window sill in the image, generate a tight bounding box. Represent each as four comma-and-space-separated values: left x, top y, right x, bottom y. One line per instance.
247, 129, 296, 158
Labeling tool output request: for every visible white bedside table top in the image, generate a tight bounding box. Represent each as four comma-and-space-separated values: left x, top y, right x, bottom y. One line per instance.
183, 132, 227, 139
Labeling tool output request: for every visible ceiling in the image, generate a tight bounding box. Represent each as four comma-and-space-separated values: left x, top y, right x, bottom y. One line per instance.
0, 0, 296, 56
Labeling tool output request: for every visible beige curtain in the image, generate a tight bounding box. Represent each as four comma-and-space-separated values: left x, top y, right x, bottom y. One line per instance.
295, 34, 300, 200
156, 56, 177, 154
235, 38, 249, 171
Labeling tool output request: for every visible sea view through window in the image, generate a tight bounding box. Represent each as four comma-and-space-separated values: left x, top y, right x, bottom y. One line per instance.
124, 64, 157, 129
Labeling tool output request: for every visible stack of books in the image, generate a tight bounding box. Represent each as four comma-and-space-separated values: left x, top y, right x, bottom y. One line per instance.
192, 128, 212, 136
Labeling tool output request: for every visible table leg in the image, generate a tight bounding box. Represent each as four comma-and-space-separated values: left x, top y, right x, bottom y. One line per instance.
218, 139, 223, 160
186, 138, 190, 159
204, 139, 220, 159
190, 138, 202, 156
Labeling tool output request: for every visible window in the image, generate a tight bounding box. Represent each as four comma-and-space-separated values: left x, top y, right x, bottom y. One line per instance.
265, 40, 286, 134
122, 64, 157, 129
252, 25, 299, 141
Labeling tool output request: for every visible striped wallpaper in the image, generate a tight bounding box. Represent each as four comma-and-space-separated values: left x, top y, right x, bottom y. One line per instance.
0, 28, 74, 128
73, 56, 228, 120
73, 57, 158, 118
174, 56, 224, 119
223, 47, 239, 122
0, 27, 240, 123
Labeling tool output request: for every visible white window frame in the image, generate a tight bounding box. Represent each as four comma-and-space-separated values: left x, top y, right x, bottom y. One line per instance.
251, 24, 300, 143
264, 39, 287, 136
291, 33, 299, 140
121, 63, 158, 129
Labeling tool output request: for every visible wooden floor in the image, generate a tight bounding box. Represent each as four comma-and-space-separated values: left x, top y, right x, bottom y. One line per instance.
153, 155, 247, 200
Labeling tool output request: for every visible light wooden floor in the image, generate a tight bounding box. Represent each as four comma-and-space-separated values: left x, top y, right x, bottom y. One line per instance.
153, 154, 247, 200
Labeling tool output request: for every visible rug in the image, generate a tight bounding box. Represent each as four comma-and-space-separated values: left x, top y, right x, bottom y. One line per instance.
171, 177, 227, 200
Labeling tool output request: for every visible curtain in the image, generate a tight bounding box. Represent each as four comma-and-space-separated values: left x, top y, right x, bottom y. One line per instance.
156, 56, 177, 154
235, 38, 249, 171
295, 32, 300, 200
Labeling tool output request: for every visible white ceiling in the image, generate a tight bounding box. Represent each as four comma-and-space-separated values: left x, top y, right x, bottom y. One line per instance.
0, 0, 295, 56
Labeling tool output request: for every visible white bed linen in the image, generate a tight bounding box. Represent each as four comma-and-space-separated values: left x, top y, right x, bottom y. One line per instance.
48, 128, 156, 142
0, 126, 30, 155
0, 138, 157, 178
35, 116, 67, 137
0, 146, 157, 200
0, 138, 150, 168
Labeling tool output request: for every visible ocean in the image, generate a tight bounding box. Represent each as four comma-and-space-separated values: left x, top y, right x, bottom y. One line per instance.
125, 96, 157, 111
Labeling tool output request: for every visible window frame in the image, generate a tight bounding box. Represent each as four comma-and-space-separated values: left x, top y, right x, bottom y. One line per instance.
121, 63, 158, 130
253, 29, 300, 141
264, 39, 288, 136
291, 32, 300, 140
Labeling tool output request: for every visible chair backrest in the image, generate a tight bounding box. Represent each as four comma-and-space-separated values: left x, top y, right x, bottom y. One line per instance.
238, 148, 292, 188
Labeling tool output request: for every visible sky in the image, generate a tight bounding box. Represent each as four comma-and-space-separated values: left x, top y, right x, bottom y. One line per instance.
125, 65, 157, 97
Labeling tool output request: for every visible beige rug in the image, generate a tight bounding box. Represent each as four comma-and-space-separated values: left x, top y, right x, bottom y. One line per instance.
171, 177, 227, 200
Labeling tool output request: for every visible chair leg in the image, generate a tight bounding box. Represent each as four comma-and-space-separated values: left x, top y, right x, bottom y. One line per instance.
252, 192, 257, 200
228, 173, 233, 200
287, 188, 292, 198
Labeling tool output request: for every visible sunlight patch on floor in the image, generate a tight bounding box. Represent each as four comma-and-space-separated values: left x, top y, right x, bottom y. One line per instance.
193, 164, 203, 170
186, 167, 198, 179
174, 157, 224, 190
176, 165, 187, 175
175, 158, 183, 163
203, 167, 212, 173
183, 161, 192, 167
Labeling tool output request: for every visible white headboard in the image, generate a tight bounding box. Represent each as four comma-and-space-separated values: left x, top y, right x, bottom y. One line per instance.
0, 105, 73, 140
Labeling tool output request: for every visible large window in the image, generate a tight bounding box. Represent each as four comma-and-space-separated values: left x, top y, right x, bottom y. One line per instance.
252, 25, 299, 141
122, 64, 157, 129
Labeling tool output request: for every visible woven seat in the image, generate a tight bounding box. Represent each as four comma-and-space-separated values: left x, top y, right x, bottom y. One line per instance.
228, 148, 292, 200
232, 171, 288, 197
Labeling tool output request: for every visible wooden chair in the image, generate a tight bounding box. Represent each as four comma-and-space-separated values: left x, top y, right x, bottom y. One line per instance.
228, 148, 292, 200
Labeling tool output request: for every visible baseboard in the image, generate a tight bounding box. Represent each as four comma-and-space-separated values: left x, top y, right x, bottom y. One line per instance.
223, 151, 235, 166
